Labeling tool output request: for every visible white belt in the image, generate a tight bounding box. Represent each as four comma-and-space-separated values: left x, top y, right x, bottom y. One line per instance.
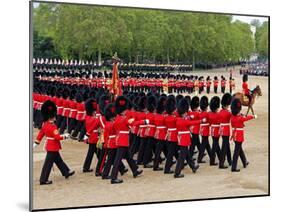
109, 135, 116, 139
77, 111, 85, 113
178, 131, 190, 135
211, 125, 220, 127
147, 125, 155, 128
201, 123, 209, 126
220, 123, 230, 126
233, 128, 244, 131
139, 125, 146, 128
92, 130, 98, 133
167, 128, 176, 131
46, 137, 55, 140
119, 131, 129, 134
70, 109, 77, 111
57, 107, 63, 109
156, 126, 166, 129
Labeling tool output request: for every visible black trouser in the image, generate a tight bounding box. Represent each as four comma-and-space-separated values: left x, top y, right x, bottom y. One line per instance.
39, 151, 70, 183
189, 134, 201, 157
71, 120, 83, 137
137, 137, 147, 164
231, 141, 247, 171
129, 134, 140, 157
164, 141, 177, 173
59, 116, 69, 134
143, 137, 155, 165
68, 118, 77, 134
102, 148, 126, 177
111, 147, 138, 180
34, 109, 43, 129
210, 136, 221, 164
153, 139, 168, 169
198, 136, 212, 162
219, 136, 232, 166
214, 86, 218, 93
83, 143, 98, 171
221, 86, 225, 93
175, 146, 195, 175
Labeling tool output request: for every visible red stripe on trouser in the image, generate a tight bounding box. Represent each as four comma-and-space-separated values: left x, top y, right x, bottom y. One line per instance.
99, 149, 107, 174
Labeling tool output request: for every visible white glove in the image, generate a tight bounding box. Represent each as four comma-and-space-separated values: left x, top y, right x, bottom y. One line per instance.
190, 115, 194, 119
33, 143, 38, 149
62, 133, 70, 140
145, 119, 150, 125
202, 118, 207, 123
254, 115, 258, 119
83, 135, 89, 141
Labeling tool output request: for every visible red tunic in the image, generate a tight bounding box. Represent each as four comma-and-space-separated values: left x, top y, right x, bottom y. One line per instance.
199, 111, 210, 136
85, 114, 103, 144
103, 120, 117, 149
62, 99, 70, 117
231, 115, 254, 142
218, 109, 231, 136
208, 111, 220, 137
154, 113, 167, 140
145, 112, 156, 137
242, 82, 250, 95
176, 117, 201, 146
36, 121, 63, 152
188, 110, 201, 134
164, 114, 178, 142
137, 111, 147, 138
68, 100, 77, 119
76, 102, 86, 121
114, 114, 145, 147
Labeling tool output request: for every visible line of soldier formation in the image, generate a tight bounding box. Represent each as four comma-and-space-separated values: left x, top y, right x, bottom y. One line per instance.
33, 61, 256, 185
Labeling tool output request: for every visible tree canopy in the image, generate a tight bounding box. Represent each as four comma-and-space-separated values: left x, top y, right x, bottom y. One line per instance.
33, 3, 258, 65
255, 21, 269, 59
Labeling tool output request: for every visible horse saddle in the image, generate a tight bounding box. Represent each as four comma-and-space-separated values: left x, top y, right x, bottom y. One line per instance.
243, 95, 249, 103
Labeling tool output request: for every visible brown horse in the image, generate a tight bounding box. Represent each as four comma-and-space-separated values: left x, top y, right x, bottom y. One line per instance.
233, 85, 262, 115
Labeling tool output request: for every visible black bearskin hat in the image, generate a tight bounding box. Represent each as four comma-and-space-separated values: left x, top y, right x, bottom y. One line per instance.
191, 96, 200, 111
85, 98, 97, 116
62, 88, 70, 99
156, 96, 166, 114
176, 94, 183, 104
147, 95, 157, 112
214, 76, 218, 80
221, 93, 232, 107
104, 103, 116, 121
200, 96, 209, 111
41, 100, 57, 122
98, 95, 111, 115
75, 92, 84, 103
138, 96, 147, 111
210, 96, 220, 112
231, 98, 242, 115
165, 95, 176, 115
243, 74, 248, 82
133, 96, 140, 111
115, 96, 129, 114
177, 98, 189, 115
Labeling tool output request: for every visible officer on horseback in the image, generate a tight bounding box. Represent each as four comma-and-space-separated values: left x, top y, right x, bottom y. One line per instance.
242, 74, 252, 104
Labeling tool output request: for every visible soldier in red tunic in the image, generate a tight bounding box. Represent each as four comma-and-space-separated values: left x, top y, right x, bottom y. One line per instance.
209, 96, 221, 166
218, 93, 232, 169
70, 92, 85, 140
221, 76, 226, 94
198, 96, 212, 163
110, 96, 147, 184
213, 76, 219, 94
206, 76, 212, 94
164, 95, 178, 174
101, 103, 127, 179
230, 98, 257, 172
142, 95, 157, 168
174, 98, 200, 178
188, 96, 202, 158
242, 74, 252, 104
33, 100, 75, 185
153, 95, 168, 171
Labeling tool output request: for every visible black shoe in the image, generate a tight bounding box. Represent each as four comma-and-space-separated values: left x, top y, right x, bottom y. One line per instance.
153, 167, 163, 171
102, 176, 111, 180
83, 168, 93, 173
95, 172, 102, 177
243, 161, 249, 168
164, 170, 174, 174
172, 160, 176, 164
70, 135, 78, 140
192, 165, 199, 173
194, 150, 198, 154
65, 170, 75, 179
210, 162, 218, 166
174, 174, 184, 178
198, 160, 206, 164
40, 180, 53, 185
111, 179, 123, 184
133, 170, 143, 178
120, 168, 128, 176
231, 169, 240, 172
219, 165, 228, 169
192, 158, 196, 161
228, 161, 232, 166
144, 164, 153, 168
